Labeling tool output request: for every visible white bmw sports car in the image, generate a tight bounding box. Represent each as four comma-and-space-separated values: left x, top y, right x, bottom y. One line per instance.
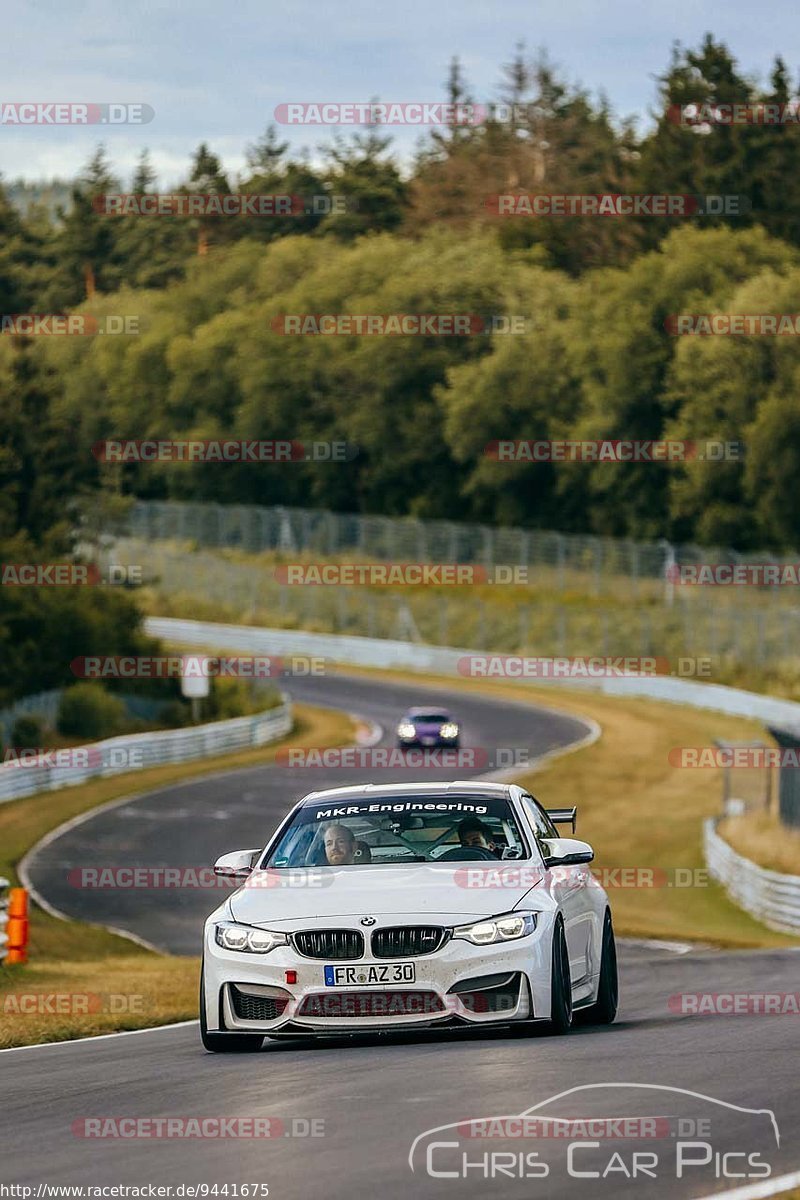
200, 781, 617, 1051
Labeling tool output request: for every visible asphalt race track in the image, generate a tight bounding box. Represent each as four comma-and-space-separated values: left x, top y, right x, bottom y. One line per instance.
22, 672, 590, 953
7, 672, 800, 1199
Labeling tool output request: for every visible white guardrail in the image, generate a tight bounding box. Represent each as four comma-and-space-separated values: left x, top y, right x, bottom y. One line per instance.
0, 694, 292, 805
146, 617, 800, 935
704, 820, 800, 934
0, 878, 9, 962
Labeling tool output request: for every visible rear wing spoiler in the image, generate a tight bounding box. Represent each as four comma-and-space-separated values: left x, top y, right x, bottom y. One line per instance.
546, 807, 577, 833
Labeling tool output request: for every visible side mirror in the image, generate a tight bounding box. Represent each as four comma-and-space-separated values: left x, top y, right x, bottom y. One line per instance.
214, 849, 261, 878
541, 837, 594, 868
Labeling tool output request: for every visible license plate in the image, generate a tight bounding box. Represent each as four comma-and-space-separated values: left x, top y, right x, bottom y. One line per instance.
324, 962, 416, 986
421, 736, 436, 745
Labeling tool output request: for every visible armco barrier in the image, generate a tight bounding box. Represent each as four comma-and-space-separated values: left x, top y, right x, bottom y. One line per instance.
0, 878, 9, 963
0, 697, 292, 806
144, 616, 800, 725
704, 819, 800, 934
144, 617, 800, 934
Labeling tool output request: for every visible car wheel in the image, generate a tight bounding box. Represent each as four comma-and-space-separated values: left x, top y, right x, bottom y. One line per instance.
546, 918, 573, 1035
579, 910, 618, 1025
199, 965, 264, 1053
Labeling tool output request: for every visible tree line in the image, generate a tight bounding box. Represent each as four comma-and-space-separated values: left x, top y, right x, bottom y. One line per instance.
1, 32, 800, 663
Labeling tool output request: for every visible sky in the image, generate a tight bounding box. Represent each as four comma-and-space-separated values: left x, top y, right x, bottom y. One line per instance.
1, 0, 797, 185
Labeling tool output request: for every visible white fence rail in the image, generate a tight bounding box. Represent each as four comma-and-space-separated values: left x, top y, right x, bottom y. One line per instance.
145, 616, 800, 725
704, 819, 800, 934
0, 878, 9, 962
146, 616, 800, 933
0, 698, 292, 806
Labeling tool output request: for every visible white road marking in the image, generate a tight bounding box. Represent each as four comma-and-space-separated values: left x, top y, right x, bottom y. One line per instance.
0, 1019, 198, 1055
621, 937, 697, 955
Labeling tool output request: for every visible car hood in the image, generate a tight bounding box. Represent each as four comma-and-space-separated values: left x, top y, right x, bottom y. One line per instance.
228, 863, 542, 926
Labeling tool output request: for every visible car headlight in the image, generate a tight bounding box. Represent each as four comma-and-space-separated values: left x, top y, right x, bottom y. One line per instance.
397, 722, 416, 738
214, 921, 288, 954
439, 723, 459, 739
452, 911, 537, 946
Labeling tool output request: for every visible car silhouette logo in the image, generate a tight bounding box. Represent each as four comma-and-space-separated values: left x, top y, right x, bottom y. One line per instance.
361, 916, 377, 926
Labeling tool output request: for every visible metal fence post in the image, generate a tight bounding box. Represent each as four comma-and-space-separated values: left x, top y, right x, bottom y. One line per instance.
518, 605, 528, 651
557, 610, 567, 657
556, 534, 566, 592
660, 539, 676, 607
438, 601, 449, 647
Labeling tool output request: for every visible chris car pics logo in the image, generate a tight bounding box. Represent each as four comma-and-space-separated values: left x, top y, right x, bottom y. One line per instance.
409, 1083, 779, 1184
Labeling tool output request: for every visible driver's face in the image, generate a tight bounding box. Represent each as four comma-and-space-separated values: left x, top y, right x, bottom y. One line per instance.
324, 827, 355, 866
460, 830, 491, 849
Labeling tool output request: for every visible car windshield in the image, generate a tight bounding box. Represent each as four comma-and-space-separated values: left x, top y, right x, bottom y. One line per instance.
408, 713, 449, 723
263, 795, 529, 867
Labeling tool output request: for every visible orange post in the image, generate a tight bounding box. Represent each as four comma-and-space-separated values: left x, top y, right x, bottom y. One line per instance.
5, 888, 29, 965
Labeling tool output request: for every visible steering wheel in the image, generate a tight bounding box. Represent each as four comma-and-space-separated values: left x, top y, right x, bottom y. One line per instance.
437, 846, 497, 862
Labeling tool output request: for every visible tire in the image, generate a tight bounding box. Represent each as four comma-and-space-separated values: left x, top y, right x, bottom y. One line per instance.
199, 966, 264, 1053
546, 918, 573, 1035
580, 911, 618, 1025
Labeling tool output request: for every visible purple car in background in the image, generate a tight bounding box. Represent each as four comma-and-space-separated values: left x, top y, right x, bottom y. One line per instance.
396, 707, 460, 749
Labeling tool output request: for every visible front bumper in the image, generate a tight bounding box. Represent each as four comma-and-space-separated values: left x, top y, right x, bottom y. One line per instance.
202, 914, 554, 1036
397, 741, 455, 751
397, 730, 458, 748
